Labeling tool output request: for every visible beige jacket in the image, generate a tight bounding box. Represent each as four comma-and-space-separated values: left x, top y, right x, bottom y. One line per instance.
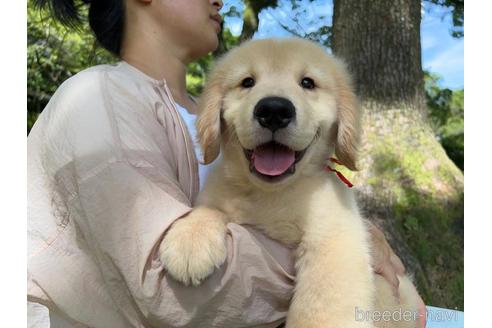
27, 62, 295, 328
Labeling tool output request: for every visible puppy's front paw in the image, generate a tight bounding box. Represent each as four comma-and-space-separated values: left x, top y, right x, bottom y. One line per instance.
159, 207, 228, 286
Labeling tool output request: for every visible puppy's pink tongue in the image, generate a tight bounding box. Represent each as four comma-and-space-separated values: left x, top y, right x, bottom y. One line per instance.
253, 143, 295, 176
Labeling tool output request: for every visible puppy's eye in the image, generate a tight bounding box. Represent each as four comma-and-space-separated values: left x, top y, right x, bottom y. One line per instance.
300, 77, 315, 89
241, 77, 255, 88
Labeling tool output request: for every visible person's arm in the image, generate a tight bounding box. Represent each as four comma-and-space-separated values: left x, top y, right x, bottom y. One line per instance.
74, 155, 423, 327
367, 221, 406, 296
367, 221, 427, 328
75, 159, 422, 327
71, 158, 294, 327
52, 71, 294, 327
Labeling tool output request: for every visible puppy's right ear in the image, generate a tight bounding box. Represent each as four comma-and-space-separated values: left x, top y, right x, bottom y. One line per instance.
332, 58, 361, 171
196, 68, 224, 164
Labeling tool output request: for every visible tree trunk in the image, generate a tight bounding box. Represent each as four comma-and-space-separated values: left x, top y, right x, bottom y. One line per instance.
333, 0, 463, 309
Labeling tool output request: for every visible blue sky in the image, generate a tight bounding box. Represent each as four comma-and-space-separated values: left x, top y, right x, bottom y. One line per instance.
221, 0, 464, 90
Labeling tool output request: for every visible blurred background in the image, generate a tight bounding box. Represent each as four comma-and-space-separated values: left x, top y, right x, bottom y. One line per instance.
27, 0, 464, 311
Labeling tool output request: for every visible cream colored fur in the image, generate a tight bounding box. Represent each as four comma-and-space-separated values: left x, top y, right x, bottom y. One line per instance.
159, 38, 419, 327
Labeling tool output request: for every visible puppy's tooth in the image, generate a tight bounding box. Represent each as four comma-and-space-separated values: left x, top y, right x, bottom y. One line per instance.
289, 165, 296, 174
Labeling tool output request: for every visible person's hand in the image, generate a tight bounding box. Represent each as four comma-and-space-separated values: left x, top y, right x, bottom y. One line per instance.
367, 221, 427, 328
367, 222, 405, 297
416, 292, 427, 328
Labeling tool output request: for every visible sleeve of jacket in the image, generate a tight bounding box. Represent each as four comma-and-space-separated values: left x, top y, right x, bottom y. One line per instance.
51, 68, 295, 327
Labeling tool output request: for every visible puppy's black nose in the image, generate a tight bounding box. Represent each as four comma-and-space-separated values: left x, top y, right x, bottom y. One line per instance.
254, 97, 296, 132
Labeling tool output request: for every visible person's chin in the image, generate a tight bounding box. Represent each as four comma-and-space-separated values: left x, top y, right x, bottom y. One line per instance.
209, 29, 220, 48
199, 35, 220, 55
211, 38, 219, 52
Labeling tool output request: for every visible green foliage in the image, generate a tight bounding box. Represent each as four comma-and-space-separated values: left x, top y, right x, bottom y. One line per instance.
187, 28, 241, 97
27, 1, 116, 133
241, 0, 278, 40
425, 72, 464, 170
362, 113, 464, 309
278, 21, 332, 48
425, 0, 464, 38
186, 55, 213, 97
27, 8, 115, 129
260, 0, 331, 47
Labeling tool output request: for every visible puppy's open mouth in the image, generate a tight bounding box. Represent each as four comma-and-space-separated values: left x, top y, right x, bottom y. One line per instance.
243, 141, 308, 182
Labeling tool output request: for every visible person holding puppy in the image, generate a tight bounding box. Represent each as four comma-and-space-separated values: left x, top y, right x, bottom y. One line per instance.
28, 0, 426, 327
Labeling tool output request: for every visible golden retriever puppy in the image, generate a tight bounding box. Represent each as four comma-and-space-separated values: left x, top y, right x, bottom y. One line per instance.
160, 38, 420, 328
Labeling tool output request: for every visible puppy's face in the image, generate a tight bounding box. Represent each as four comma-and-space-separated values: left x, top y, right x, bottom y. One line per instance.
197, 38, 360, 190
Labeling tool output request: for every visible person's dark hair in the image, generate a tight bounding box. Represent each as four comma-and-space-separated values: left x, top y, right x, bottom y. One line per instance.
34, 0, 125, 57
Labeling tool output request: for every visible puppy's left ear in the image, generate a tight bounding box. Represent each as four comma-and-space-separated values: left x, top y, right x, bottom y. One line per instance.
196, 68, 224, 164
332, 59, 361, 171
